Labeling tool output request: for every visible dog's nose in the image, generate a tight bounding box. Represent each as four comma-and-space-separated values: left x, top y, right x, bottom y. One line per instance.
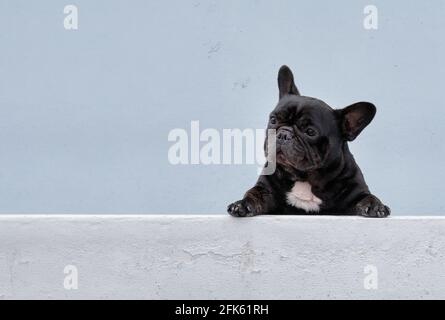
277, 128, 293, 142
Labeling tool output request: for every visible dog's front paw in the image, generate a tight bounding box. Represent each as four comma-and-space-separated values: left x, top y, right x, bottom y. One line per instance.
354, 195, 390, 218
227, 199, 257, 217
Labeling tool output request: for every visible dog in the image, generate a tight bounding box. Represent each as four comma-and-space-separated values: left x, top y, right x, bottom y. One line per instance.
227, 65, 390, 218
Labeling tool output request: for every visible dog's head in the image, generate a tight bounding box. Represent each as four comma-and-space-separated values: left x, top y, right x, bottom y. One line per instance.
266, 65, 376, 173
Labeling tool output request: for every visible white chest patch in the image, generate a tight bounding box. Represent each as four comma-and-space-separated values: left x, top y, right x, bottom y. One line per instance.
286, 181, 323, 212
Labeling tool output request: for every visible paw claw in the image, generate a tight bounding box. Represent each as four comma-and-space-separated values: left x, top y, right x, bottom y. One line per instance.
227, 199, 256, 217
355, 195, 390, 218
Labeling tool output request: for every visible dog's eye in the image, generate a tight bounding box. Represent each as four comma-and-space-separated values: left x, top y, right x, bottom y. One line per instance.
305, 127, 317, 137
269, 116, 277, 125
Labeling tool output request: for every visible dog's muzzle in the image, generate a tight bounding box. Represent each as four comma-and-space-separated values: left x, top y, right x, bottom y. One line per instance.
276, 127, 294, 144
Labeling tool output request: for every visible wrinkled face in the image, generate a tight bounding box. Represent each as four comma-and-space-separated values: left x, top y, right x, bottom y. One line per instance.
267, 95, 340, 171
266, 65, 377, 173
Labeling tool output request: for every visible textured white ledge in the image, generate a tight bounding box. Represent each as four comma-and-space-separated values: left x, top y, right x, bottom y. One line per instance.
0, 215, 444, 299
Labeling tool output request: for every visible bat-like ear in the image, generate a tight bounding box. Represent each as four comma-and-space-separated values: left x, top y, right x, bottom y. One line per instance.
278, 65, 300, 99
336, 102, 376, 141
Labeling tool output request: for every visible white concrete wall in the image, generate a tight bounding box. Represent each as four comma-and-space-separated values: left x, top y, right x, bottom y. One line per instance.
0, 215, 444, 300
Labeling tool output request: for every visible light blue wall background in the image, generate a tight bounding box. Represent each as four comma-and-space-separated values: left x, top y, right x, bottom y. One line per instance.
0, 0, 444, 214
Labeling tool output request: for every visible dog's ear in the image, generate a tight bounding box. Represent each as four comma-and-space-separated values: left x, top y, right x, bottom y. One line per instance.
336, 102, 376, 141
278, 65, 300, 99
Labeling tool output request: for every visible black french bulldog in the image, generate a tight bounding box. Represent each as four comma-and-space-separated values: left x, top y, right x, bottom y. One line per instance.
227, 65, 390, 218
